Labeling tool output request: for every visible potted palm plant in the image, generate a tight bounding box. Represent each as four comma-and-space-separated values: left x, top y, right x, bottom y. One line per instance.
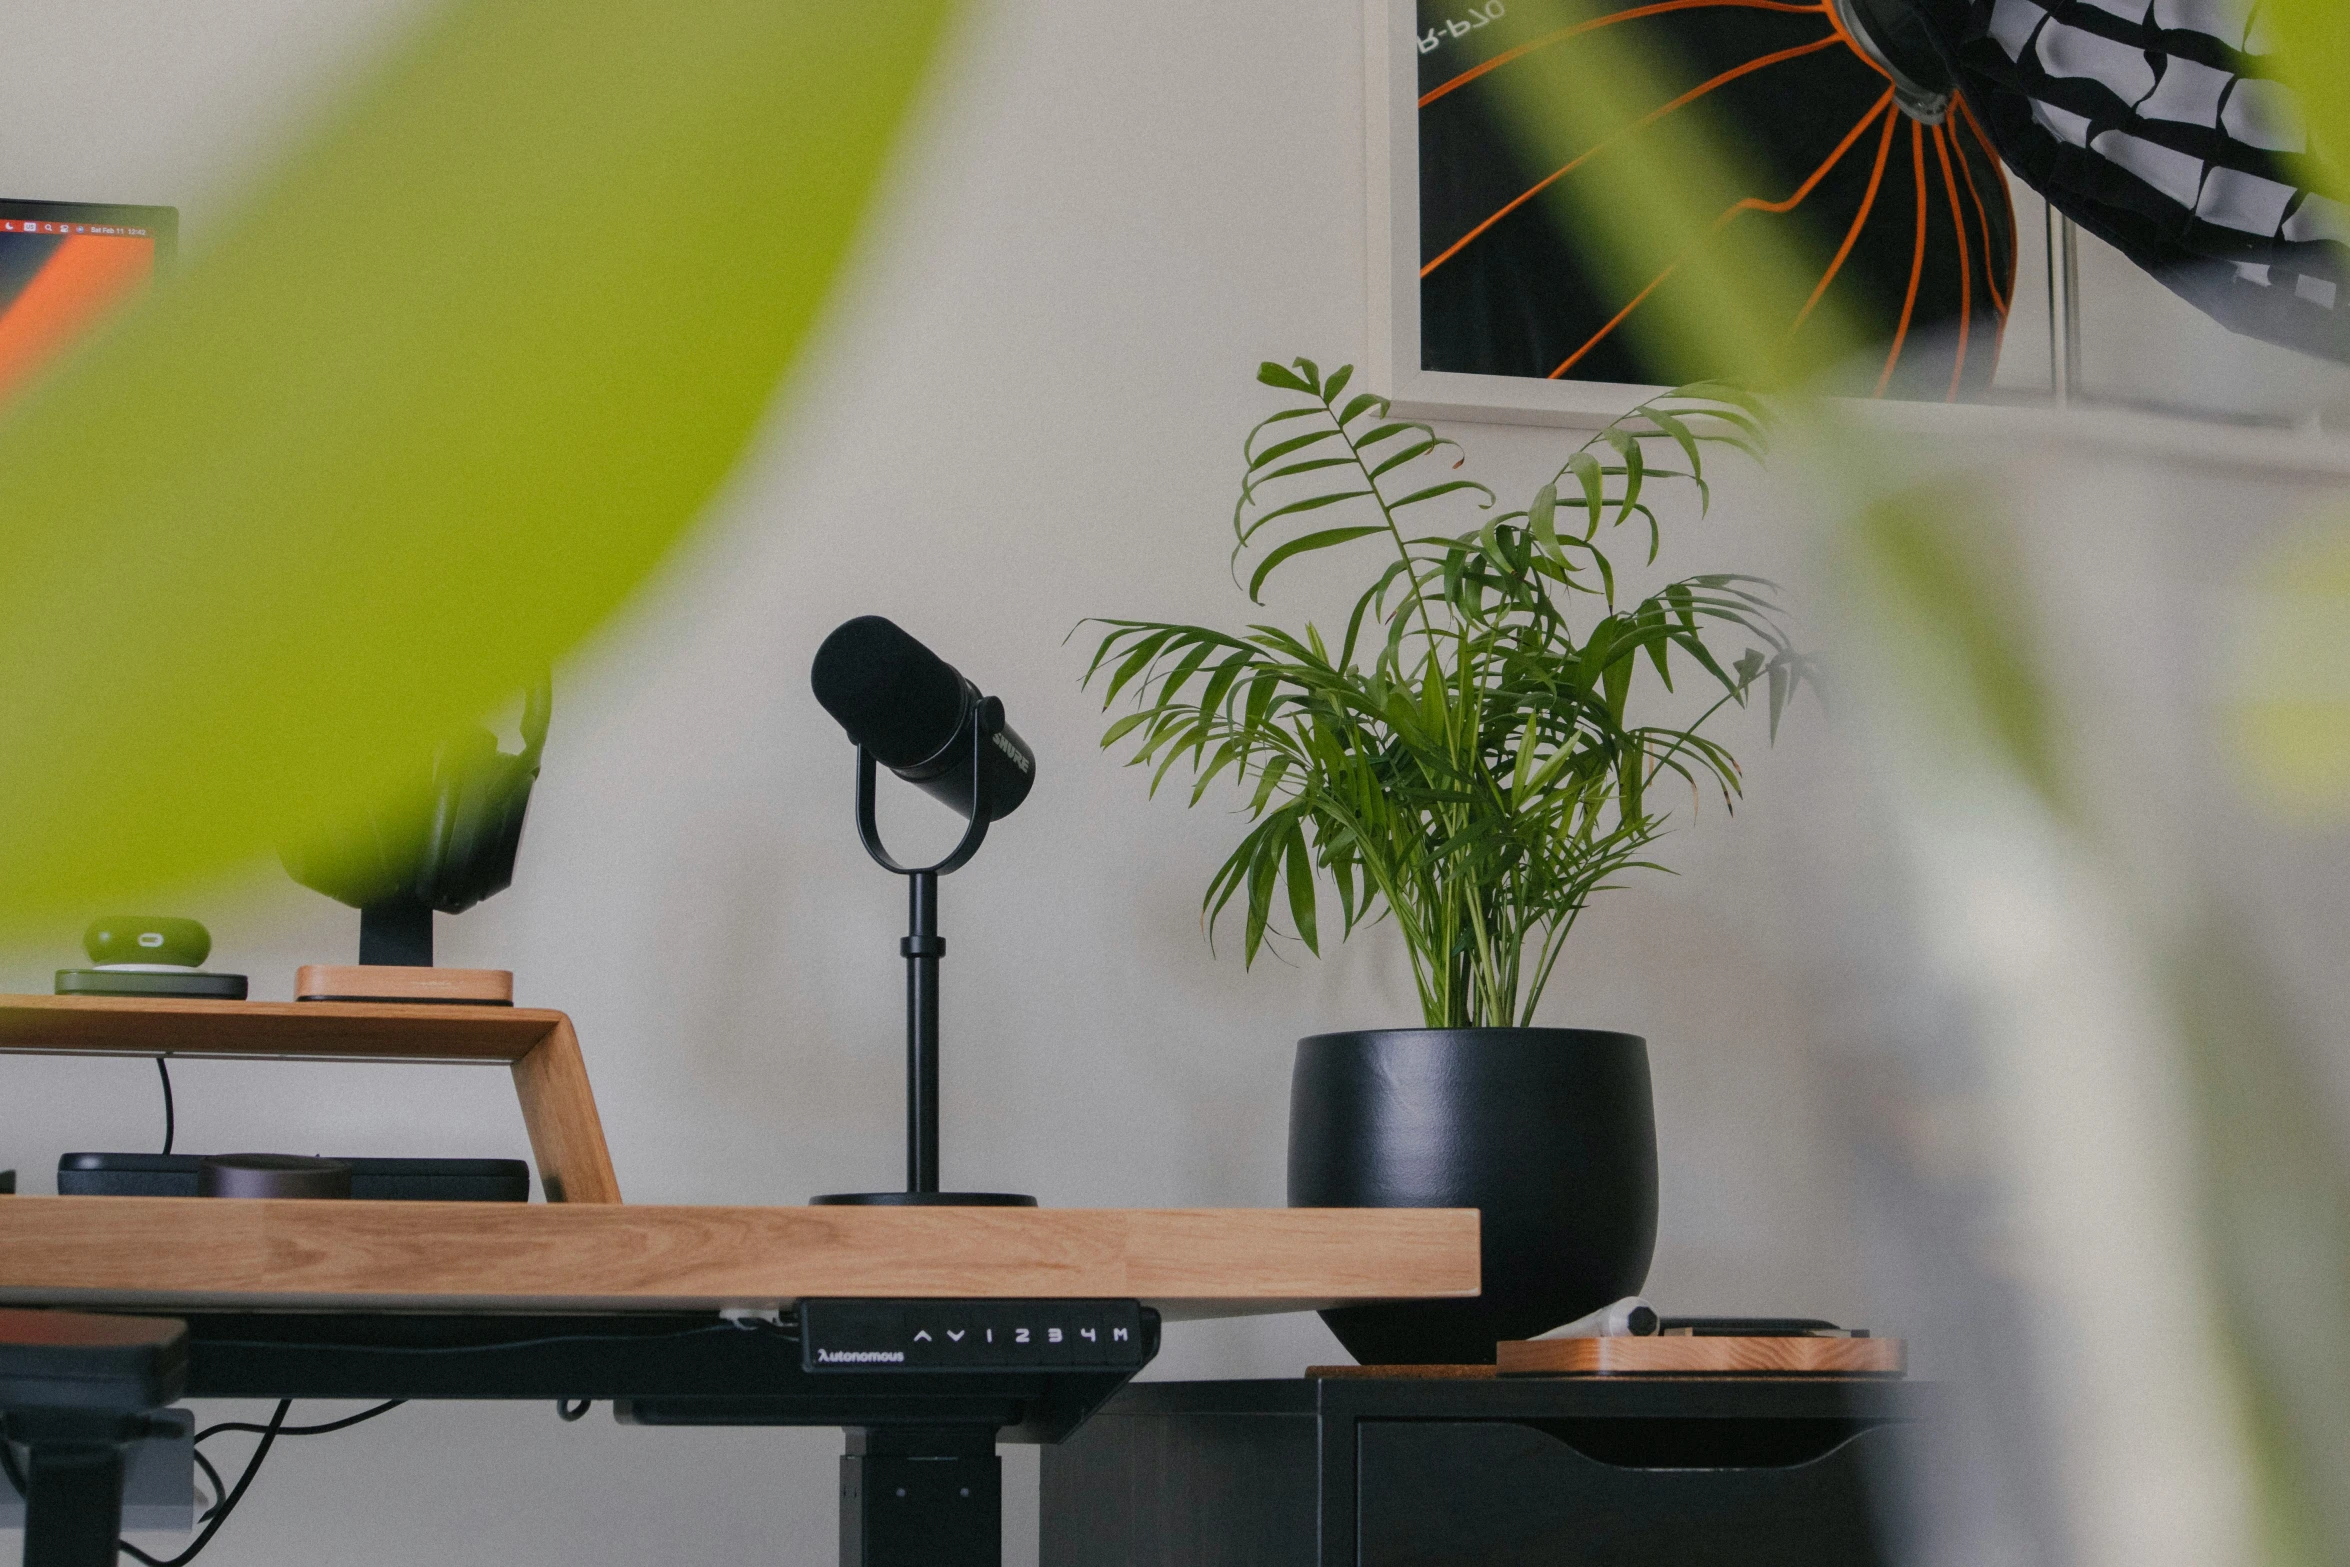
1084, 358, 1808, 1363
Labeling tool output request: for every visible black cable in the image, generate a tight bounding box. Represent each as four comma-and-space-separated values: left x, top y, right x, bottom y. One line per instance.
556, 1399, 591, 1422
156, 1057, 175, 1155
14, 1321, 780, 1558
122, 1401, 398, 1565
193, 1399, 404, 1442
8, 1397, 400, 1564
118, 1398, 288, 1567
190, 1448, 227, 1521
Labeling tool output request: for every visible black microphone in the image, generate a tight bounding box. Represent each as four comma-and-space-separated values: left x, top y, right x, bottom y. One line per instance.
810, 616, 1035, 822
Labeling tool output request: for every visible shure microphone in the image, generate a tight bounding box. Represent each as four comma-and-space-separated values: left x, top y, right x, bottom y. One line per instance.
810, 616, 1036, 822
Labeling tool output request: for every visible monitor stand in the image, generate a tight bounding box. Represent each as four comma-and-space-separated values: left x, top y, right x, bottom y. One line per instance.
295, 895, 515, 1005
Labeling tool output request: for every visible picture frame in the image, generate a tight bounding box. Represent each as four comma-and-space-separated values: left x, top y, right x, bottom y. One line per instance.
1365, 0, 1662, 429
1362, 0, 2049, 427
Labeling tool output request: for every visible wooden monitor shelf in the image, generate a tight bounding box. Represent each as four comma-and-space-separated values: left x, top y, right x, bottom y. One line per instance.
0, 994, 1482, 1319
0, 993, 618, 1202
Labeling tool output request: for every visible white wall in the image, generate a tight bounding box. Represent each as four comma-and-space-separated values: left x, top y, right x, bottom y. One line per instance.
5, 2, 2347, 1563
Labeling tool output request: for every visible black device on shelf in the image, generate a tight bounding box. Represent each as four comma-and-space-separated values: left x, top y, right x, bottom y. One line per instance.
57, 1155, 530, 1203
1659, 1315, 1868, 1337
808, 617, 1037, 1208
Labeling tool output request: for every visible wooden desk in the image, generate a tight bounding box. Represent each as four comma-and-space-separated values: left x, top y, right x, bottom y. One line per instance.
0, 994, 1480, 1318
0, 1199, 1479, 1317
0, 992, 1478, 1564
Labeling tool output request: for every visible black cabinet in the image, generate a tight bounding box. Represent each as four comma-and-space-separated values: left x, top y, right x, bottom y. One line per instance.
1041, 1377, 1929, 1567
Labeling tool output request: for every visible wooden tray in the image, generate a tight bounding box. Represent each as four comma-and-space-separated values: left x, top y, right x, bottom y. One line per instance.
1496, 1335, 1906, 1377
294, 964, 513, 1004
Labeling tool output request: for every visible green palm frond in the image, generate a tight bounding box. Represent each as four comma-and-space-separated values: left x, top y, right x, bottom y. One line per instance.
1085, 359, 1807, 1028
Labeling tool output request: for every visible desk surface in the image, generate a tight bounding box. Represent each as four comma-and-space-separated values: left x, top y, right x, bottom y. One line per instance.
0, 1198, 1479, 1319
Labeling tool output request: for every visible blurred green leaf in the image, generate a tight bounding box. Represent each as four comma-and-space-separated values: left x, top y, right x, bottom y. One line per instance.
0, 0, 954, 919
2269, 2, 2350, 193
2174, 930, 2350, 1567
1843, 481, 2061, 808
2221, 516, 2350, 822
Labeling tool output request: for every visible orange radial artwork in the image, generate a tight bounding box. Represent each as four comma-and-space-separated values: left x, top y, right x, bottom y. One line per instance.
1416, 0, 2016, 399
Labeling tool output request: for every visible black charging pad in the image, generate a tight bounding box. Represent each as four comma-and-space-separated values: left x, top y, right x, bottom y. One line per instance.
55, 970, 247, 1000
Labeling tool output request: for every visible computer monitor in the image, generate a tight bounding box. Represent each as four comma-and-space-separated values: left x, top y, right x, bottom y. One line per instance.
0, 197, 176, 404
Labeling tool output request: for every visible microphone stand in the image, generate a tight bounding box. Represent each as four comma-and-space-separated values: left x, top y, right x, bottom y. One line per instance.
813, 700, 1036, 1207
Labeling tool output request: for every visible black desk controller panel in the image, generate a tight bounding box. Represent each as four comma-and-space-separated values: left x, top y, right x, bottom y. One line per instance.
800, 1300, 1151, 1372
58, 1153, 531, 1202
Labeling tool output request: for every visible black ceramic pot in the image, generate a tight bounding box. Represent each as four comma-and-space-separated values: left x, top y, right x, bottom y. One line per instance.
1288, 1028, 1657, 1365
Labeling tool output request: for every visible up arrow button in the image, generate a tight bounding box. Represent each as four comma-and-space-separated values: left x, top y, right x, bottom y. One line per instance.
912, 1330, 933, 1342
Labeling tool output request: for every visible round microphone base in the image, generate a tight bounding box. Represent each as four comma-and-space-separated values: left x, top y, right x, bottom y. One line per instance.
810, 1190, 1038, 1207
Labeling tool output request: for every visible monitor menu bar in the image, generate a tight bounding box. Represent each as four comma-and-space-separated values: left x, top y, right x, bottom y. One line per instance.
0, 221, 151, 238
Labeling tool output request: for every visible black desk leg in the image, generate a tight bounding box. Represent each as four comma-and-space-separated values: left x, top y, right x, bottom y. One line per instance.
841, 1426, 1001, 1567
11, 1413, 136, 1567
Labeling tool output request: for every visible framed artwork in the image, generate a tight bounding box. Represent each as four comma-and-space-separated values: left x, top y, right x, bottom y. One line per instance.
1365, 0, 2019, 425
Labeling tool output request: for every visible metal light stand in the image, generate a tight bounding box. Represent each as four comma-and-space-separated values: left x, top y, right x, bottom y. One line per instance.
813, 699, 1034, 1208
2048, 209, 2083, 405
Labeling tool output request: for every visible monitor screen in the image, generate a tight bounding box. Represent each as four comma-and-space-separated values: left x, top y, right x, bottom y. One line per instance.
0, 198, 176, 405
